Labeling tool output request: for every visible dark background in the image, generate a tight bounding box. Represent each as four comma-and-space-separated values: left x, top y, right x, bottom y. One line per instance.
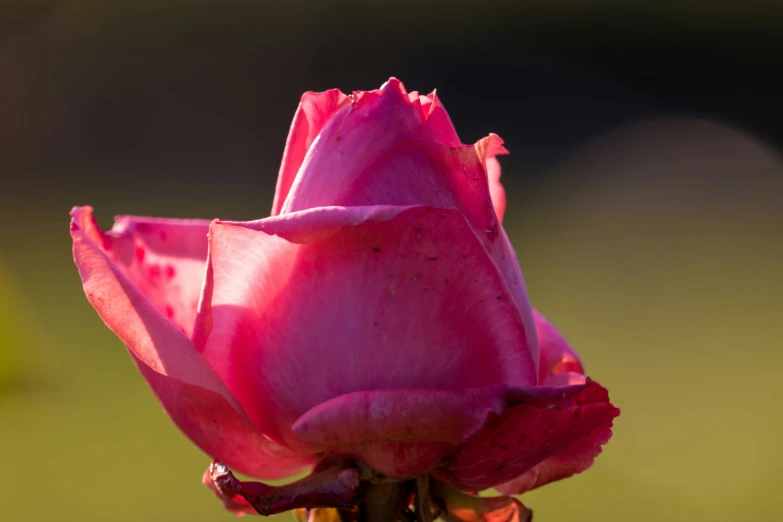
1, 2, 782, 521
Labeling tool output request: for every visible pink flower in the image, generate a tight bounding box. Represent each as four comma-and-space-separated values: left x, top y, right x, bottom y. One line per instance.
71, 79, 618, 519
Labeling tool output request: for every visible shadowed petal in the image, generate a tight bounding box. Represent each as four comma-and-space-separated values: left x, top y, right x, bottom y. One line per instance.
196, 205, 537, 451
434, 379, 619, 491
273, 89, 350, 216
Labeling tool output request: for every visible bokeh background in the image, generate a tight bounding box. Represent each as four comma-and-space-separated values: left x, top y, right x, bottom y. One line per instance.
1, 1, 782, 521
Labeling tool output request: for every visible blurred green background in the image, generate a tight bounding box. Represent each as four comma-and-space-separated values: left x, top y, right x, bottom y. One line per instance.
1, 1, 782, 521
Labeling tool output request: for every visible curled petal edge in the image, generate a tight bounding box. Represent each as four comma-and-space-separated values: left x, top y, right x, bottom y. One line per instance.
434, 379, 619, 492
205, 460, 360, 516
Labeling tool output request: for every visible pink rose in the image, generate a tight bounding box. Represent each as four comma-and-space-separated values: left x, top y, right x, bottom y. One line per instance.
71, 79, 618, 519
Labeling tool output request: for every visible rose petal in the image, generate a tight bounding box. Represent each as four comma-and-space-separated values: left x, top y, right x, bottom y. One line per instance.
431, 481, 532, 522
71, 206, 211, 336
273, 89, 350, 216
282, 125, 536, 361
292, 386, 509, 478
71, 206, 314, 478
196, 205, 537, 450
534, 309, 585, 385
273, 81, 535, 352
475, 134, 509, 223
434, 379, 619, 491
71, 206, 222, 393
281, 78, 424, 214
420, 90, 461, 147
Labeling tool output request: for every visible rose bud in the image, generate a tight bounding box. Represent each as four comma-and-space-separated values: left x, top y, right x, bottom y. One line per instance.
71, 79, 619, 520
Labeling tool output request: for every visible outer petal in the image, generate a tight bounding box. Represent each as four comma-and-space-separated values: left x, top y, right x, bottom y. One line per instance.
534, 309, 585, 385
70, 206, 315, 478
72, 207, 212, 336
196, 205, 538, 451
272, 89, 350, 216
71, 206, 222, 392
292, 386, 509, 478
433, 379, 619, 491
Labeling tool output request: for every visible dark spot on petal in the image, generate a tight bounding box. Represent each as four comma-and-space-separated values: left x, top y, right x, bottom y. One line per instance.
135, 223, 152, 233
135, 246, 145, 263
335, 135, 342, 141
165, 265, 176, 278
496, 295, 502, 300
164, 306, 175, 318
149, 265, 161, 278
371, 246, 382, 253
428, 257, 439, 261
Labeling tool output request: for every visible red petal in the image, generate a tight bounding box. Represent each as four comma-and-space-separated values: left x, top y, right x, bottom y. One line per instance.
272, 89, 350, 216
434, 379, 619, 491
196, 205, 537, 451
